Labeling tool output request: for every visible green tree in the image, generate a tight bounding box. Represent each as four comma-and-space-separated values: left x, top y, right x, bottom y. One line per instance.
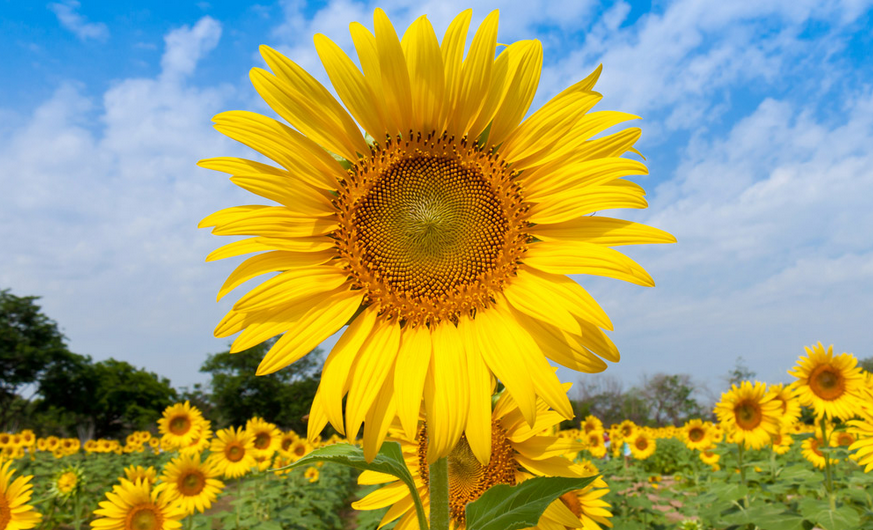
200, 342, 322, 434
725, 356, 756, 387
860, 356, 873, 374
0, 289, 70, 427
641, 373, 704, 425
35, 354, 177, 438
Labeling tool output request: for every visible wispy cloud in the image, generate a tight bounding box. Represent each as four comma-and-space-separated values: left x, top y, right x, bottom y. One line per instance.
48, 0, 109, 42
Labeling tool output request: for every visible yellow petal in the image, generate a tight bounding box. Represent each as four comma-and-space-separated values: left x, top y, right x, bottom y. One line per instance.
350, 481, 409, 510
524, 240, 655, 287
523, 157, 647, 201
504, 274, 581, 335
321, 309, 379, 434
510, 268, 612, 331
307, 389, 328, 442
531, 216, 676, 246
209, 206, 337, 238
394, 324, 431, 440
374, 9, 414, 135
233, 266, 348, 312
486, 40, 543, 147
402, 15, 445, 134
527, 179, 648, 225
459, 316, 494, 465
440, 9, 471, 136
218, 250, 335, 301
256, 290, 364, 375
346, 320, 401, 440
425, 323, 468, 462
363, 366, 397, 462
450, 10, 499, 138
230, 174, 333, 217
513, 310, 608, 373
198, 205, 267, 229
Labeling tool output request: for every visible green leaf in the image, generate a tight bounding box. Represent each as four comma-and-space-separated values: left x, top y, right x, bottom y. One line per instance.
812, 506, 861, 530
465, 475, 599, 530
275, 442, 428, 530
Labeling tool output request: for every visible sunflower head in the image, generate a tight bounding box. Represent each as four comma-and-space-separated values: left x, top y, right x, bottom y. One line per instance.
207, 426, 256, 479
158, 401, 206, 448
201, 7, 672, 463
714, 381, 782, 449
122, 465, 157, 487
51, 466, 85, 500
160, 453, 225, 515
92, 478, 186, 530
788, 342, 866, 420
245, 417, 281, 458
0, 460, 42, 530
682, 419, 711, 451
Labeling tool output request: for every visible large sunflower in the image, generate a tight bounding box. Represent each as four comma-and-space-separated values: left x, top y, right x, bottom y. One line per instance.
714, 381, 782, 450
788, 342, 866, 420
200, 8, 673, 461
352, 391, 598, 529
0, 461, 42, 530
91, 479, 185, 530
160, 453, 225, 515
207, 427, 256, 479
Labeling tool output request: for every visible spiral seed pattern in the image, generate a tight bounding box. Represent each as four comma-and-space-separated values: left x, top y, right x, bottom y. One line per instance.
334, 132, 529, 326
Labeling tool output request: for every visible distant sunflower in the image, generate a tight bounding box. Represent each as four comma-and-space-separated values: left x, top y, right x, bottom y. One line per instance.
286, 439, 311, 462
353, 391, 587, 529
552, 484, 614, 530
91, 479, 185, 530
245, 417, 281, 458
699, 448, 720, 466
303, 467, 319, 483
179, 422, 212, 456
788, 342, 865, 420
801, 435, 827, 469
0, 460, 42, 530
51, 466, 84, 501
121, 466, 156, 487
584, 430, 607, 459
158, 402, 205, 448
681, 419, 712, 451
582, 416, 603, 434
617, 420, 637, 442
207, 427, 256, 479
771, 431, 794, 455
160, 453, 224, 515
630, 431, 656, 460
277, 431, 299, 458
714, 381, 782, 450
200, 7, 673, 461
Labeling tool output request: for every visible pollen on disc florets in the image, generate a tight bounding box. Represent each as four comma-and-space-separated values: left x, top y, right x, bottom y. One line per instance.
334, 131, 530, 327
416, 420, 517, 527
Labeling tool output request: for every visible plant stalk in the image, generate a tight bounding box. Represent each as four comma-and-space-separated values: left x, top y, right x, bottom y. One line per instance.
820, 417, 836, 511
737, 442, 749, 509
429, 456, 450, 530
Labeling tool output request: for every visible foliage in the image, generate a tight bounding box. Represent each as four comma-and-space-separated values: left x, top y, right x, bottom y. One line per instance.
576, 373, 706, 427
641, 374, 706, 425
859, 356, 873, 374
725, 356, 757, 387
0, 289, 70, 427
200, 342, 321, 432
639, 437, 694, 476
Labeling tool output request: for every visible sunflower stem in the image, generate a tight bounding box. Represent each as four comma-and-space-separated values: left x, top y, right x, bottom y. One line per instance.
737, 442, 748, 509
429, 456, 450, 530
820, 417, 836, 511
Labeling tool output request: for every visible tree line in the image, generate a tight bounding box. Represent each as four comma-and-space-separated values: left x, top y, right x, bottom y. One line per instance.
0, 288, 321, 439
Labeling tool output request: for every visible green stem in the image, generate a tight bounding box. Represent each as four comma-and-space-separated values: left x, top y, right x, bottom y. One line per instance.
737, 443, 748, 509
429, 456, 450, 530
820, 418, 836, 511
73, 492, 81, 530
236, 478, 245, 530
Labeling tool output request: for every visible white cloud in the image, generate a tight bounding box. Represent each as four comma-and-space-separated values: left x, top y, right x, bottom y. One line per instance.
48, 0, 109, 42
0, 16, 248, 387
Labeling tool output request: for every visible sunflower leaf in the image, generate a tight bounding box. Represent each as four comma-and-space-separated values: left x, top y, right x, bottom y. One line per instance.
272, 442, 429, 530
465, 475, 599, 530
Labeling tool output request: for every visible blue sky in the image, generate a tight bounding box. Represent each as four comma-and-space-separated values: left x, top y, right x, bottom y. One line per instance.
2, 0, 872, 401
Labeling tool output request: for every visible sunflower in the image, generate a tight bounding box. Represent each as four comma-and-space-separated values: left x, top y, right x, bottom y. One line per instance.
699, 447, 720, 466
801, 435, 827, 469
121, 466, 156, 487
179, 422, 212, 456
286, 439, 312, 462
714, 381, 782, 450
246, 417, 281, 458
50, 466, 84, 501
91, 479, 185, 530
555, 485, 614, 530
200, 7, 673, 461
584, 430, 607, 459
207, 427, 256, 479
617, 420, 637, 442
277, 431, 299, 458
160, 453, 225, 515
629, 431, 656, 460
847, 413, 873, 472
303, 467, 319, 483
788, 342, 866, 420
681, 419, 712, 451
353, 391, 589, 529
771, 431, 794, 455
158, 402, 205, 449
765, 383, 801, 427
581, 415, 603, 434
0, 460, 42, 530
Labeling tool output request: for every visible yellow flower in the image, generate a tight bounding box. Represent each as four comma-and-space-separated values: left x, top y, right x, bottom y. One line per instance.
552, 485, 614, 530
766, 383, 801, 427
581, 415, 603, 434
179, 422, 212, 456
771, 431, 794, 455
277, 431, 299, 458
617, 420, 637, 442
304, 467, 319, 483
0, 460, 42, 530
91, 479, 185, 530
51, 466, 85, 500
353, 391, 588, 529
847, 412, 873, 472
788, 342, 866, 420
584, 430, 607, 459
801, 435, 827, 469
158, 402, 205, 449
121, 466, 156, 487
714, 381, 782, 449
699, 448, 720, 466
160, 453, 224, 515
681, 419, 712, 451
200, 8, 673, 462
286, 439, 312, 462
630, 431, 656, 460
207, 427, 256, 479
245, 417, 281, 458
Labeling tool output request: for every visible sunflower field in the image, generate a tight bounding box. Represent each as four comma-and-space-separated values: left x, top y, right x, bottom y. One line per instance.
4, 6, 873, 530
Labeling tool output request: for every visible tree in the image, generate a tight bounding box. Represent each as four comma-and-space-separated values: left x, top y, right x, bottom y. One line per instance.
0, 289, 70, 428
200, 341, 322, 434
860, 356, 873, 374
725, 356, 756, 387
35, 354, 177, 438
641, 373, 705, 425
